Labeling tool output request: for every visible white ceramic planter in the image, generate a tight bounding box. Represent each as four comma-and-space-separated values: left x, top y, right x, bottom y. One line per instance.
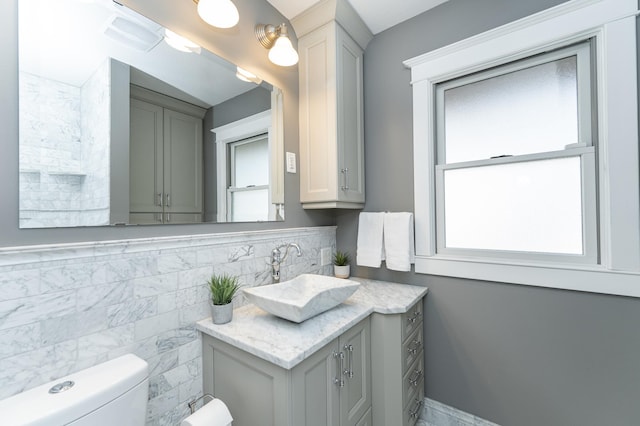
334, 265, 350, 279
211, 302, 233, 324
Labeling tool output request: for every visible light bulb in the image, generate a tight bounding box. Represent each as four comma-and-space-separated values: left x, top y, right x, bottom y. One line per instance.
197, 0, 239, 29
268, 35, 299, 67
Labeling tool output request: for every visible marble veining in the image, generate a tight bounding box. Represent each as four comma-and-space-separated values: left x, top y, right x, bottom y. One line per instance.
196, 278, 428, 369
0, 226, 336, 425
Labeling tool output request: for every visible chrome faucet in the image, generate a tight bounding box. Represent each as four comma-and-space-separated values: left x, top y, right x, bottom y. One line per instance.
271, 243, 302, 282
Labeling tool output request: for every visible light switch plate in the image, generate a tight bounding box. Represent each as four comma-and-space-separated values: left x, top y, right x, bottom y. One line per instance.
321, 247, 332, 266
286, 152, 296, 173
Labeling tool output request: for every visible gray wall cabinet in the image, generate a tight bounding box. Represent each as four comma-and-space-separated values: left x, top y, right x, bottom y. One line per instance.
129, 87, 205, 224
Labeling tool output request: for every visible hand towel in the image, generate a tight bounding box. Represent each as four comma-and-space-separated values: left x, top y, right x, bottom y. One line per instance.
383, 212, 415, 272
356, 212, 385, 267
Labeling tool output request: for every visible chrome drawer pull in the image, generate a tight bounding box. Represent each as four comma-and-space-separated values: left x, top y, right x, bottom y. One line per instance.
408, 369, 423, 387
341, 168, 349, 191
407, 309, 422, 324
333, 351, 345, 388
409, 398, 423, 419
407, 339, 422, 355
343, 344, 354, 378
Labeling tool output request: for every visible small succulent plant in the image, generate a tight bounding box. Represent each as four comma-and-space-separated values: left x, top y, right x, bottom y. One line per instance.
208, 273, 240, 305
332, 250, 351, 266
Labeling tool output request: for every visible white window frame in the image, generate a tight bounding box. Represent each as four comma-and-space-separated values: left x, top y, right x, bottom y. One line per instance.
227, 134, 270, 221
404, 0, 640, 298
434, 41, 598, 265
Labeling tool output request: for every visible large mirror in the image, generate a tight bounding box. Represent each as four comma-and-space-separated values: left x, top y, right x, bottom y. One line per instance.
18, 0, 285, 228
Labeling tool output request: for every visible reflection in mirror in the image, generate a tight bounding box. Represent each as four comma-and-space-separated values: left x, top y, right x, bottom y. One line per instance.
18, 0, 284, 228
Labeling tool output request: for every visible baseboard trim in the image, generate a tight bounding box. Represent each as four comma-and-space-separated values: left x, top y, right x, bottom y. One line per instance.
417, 397, 501, 426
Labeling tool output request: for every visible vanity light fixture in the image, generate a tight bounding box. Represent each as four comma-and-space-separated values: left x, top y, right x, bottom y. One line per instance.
193, 0, 239, 29
255, 23, 299, 67
164, 29, 201, 54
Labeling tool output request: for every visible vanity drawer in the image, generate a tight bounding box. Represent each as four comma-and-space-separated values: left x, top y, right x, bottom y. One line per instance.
402, 354, 424, 405
401, 301, 423, 342
402, 326, 423, 372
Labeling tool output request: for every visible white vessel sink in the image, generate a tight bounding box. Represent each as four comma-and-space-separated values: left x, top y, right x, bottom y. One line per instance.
242, 274, 360, 323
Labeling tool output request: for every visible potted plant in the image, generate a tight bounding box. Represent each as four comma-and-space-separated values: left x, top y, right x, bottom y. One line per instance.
333, 250, 351, 279
208, 273, 240, 324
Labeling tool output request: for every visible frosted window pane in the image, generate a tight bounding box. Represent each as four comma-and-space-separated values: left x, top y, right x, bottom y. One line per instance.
444, 57, 578, 163
231, 189, 268, 222
443, 157, 583, 254
234, 137, 268, 187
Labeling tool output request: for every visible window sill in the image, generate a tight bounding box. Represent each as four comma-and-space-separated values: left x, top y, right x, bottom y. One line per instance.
415, 255, 640, 298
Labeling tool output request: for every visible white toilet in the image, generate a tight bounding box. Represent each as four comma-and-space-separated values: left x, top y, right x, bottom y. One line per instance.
0, 354, 149, 425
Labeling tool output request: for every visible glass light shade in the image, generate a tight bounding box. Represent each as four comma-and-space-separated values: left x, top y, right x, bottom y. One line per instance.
197, 0, 239, 29
164, 29, 201, 54
268, 35, 299, 66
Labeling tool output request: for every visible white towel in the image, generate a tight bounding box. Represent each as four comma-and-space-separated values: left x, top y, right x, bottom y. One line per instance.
383, 212, 415, 272
356, 212, 385, 267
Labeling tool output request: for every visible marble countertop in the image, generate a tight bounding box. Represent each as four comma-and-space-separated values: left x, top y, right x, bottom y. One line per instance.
196, 277, 428, 369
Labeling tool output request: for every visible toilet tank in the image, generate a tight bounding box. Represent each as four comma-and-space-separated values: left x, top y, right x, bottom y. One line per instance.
0, 354, 149, 426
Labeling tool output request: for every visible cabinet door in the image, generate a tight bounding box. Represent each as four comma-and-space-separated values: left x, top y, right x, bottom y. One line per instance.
292, 337, 340, 426
129, 99, 163, 213
163, 109, 203, 214
340, 318, 371, 426
336, 25, 365, 204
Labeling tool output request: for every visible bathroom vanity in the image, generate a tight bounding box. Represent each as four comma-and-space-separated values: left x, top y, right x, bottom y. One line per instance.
197, 278, 427, 426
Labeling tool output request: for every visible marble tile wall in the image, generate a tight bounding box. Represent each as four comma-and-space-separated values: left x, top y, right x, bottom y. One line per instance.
0, 226, 336, 425
18, 58, 111, 228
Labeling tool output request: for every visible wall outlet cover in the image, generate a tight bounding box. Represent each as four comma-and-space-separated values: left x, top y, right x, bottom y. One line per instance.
321, 247, 332, 265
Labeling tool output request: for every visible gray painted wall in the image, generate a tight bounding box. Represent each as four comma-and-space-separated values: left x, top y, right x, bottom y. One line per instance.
0, 0, 333, 247
336, 0, 640, 425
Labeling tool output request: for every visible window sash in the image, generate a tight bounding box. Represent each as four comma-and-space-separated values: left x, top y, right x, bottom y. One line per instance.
435, 41, 594, 166
435, 148, 598, 264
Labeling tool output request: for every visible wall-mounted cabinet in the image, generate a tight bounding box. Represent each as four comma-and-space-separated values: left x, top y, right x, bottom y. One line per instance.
293, 0, 372, 209
129, 86, 205, 224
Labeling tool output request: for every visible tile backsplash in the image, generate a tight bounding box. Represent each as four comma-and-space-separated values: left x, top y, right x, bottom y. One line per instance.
0, 226, 335, 425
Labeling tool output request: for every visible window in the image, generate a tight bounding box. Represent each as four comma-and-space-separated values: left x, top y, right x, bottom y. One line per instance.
228, 134, 269, 222
435, 42, 597, 264
405, 0, 640, 297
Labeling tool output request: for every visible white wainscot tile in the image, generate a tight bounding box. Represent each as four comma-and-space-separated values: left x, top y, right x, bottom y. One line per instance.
40, 307, 108, 346
0, 340, 77, 395
40, 262, 107, 293
147, 387, 180, 421
179, 301, 209, 326
177, 266, 212, 290
147, 349, 180, 377
213, 262, 242, 277
157, 292, 177, 313
0, 322, 41, 359
178, 376, 202, 406
134, 311, 180, 341
157, 403, 190, 426
133, 273, 178, 298
227, 245, 254, 262
106, 257, 158, 283
175, 286, 208, 309
178, 338, 201, 364
0, 291, 76, 330
157, 251, 197, 274
155, 327, 198, 354
0, 269, 40, 300
76, 282, 132, 312
77, 324, 135, 358
107, 297, 157, 327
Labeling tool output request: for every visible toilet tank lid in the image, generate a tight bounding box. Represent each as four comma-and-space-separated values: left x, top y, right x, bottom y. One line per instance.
0, 354, 149, 425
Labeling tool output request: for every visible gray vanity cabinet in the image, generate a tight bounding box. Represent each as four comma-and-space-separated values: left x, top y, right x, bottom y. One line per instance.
202, 317, 371, 426
371, 299, 425, 426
